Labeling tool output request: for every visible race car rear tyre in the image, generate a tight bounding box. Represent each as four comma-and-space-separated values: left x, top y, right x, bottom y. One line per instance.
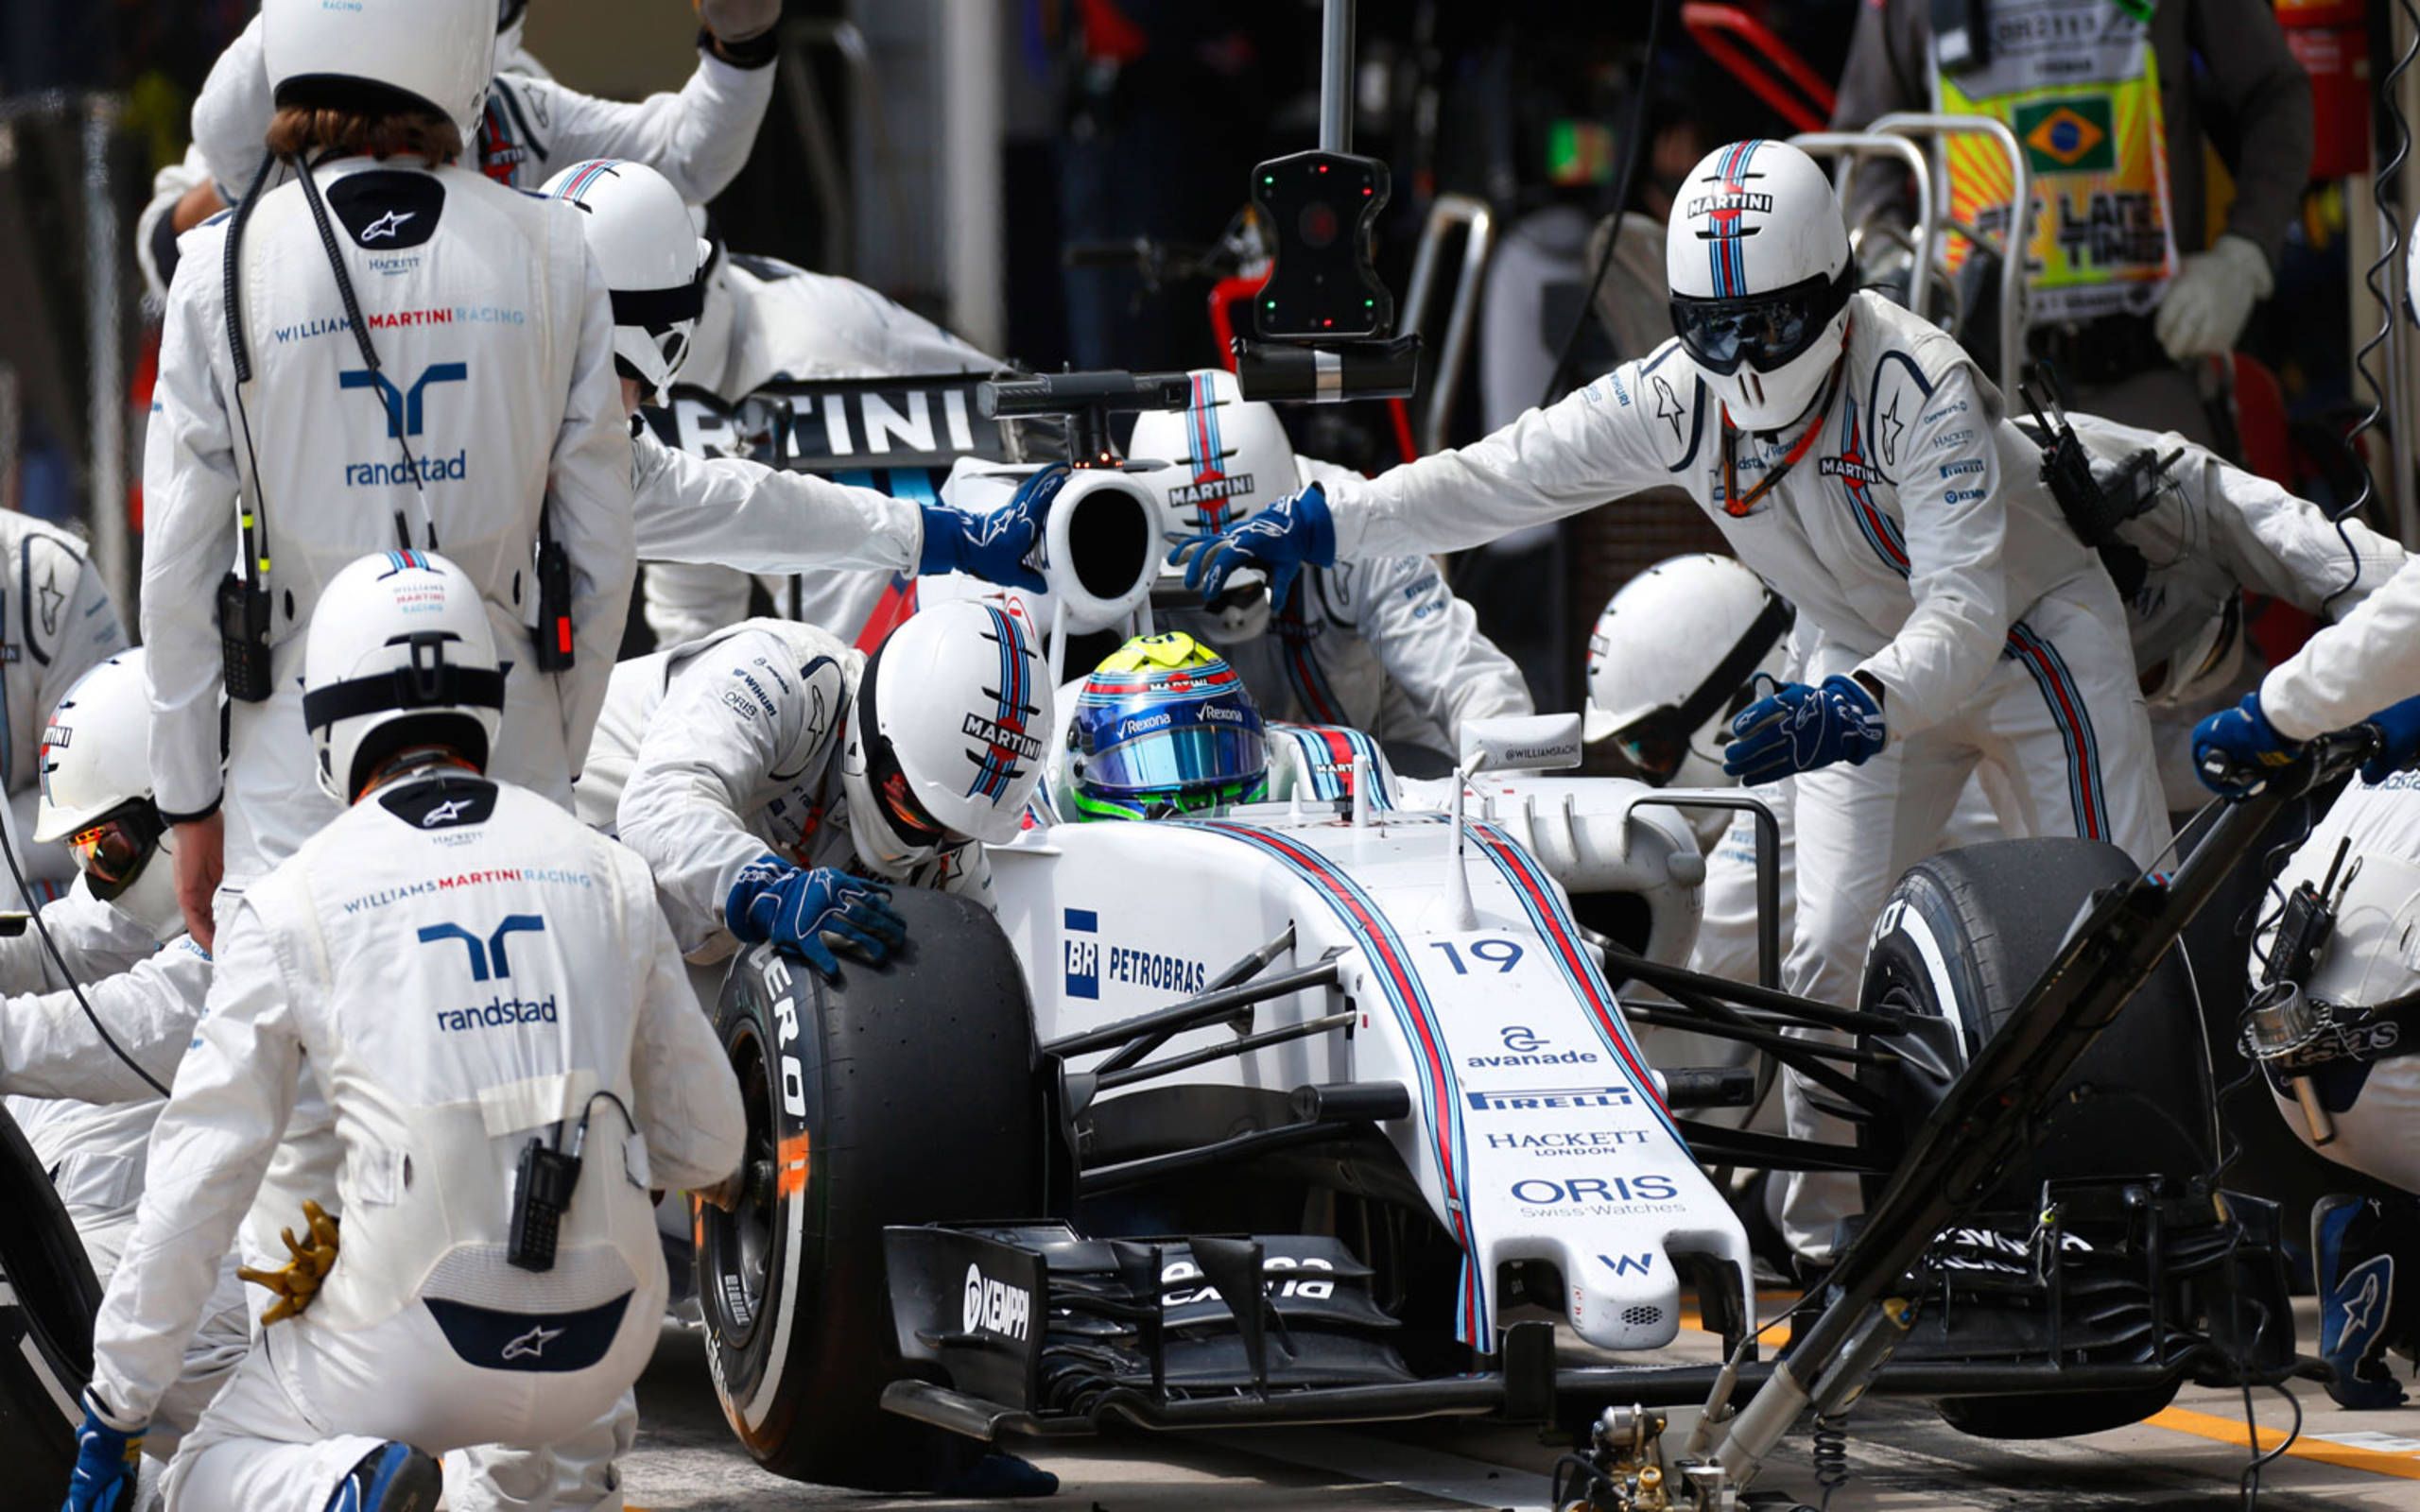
1859, 837, 2204, 1440
0, 1103, 100, 1485
696, 888, 1045, 1490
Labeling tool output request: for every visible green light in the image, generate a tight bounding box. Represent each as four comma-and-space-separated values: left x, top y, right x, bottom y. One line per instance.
1265, 300, 1276, 309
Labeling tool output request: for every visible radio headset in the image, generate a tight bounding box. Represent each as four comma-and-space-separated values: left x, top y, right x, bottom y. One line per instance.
217, 145, 577, 696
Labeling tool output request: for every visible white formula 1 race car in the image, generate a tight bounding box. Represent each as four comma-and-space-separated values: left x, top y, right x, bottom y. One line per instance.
674, 372, 2308, 1495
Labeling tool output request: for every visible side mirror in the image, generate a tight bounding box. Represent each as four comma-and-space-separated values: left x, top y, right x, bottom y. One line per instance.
1459, 713, 1583, 775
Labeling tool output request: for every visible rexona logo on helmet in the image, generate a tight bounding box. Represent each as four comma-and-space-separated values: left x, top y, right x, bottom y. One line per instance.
1665, 139, 1855, 431
1069, 632, 1269, 822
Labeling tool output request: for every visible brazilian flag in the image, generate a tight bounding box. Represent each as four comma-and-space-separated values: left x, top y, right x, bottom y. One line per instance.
2014, 97, 2118, 175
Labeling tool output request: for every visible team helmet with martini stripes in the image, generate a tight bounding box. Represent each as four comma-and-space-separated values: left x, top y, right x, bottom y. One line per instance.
1666, 139, 1853, 431
840, 598, 1053, 857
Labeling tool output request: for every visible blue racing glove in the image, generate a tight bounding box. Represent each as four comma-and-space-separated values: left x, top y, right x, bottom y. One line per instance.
1167, 482, 1335, 608
1722, 675, 1886, 785
724, 855, 908, 978
2192, 692, 2300, 798
919, 464, 1065, 593
61, 1392, 143, 1512
2360, 694, 2420, 785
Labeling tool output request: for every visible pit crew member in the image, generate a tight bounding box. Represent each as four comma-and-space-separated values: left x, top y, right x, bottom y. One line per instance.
588, 598, 1054, 970
1127, 369, 1532, 765
63, 550, 744, 1512
2221, 749, 2420, 1410
0, 510, 130, 896
3, 650, 245, 1473
1184, 139, 2169, 1022
141, 0, 634, 948
543, 157, 1055, 614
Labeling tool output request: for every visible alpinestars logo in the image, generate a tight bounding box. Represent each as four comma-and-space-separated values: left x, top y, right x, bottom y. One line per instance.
501, 1323, 562, 1361
962, 1264, 1031, 1342
361, 210, 415, 241
962, 712, 1043, 764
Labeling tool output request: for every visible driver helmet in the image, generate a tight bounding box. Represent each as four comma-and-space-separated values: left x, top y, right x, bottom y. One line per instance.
1067, 632, 1269, 821
540, 160, 710, 404
33, 650, 182, 939
1126, 369, 1296, 640
262, 0, 498, 144
839, 598, 1054, 867
302, 551, 507, 803
1585, 554, 1791, 803
1666, 139, 1853, 431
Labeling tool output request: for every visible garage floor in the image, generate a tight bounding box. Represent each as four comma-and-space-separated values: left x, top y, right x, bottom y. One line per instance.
618, 1299, 2420, 1511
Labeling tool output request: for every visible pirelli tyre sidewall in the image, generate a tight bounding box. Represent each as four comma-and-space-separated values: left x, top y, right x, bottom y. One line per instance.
1858, 837, 2208, 1440
0, 1103, 100, 1483
698, 887, 1044, 1490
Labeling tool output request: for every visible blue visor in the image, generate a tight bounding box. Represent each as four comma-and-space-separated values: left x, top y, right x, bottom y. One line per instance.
1080, 725, 1267, 799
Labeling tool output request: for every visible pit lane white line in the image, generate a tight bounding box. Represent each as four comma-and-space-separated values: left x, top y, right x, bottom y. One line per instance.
1214, 1428, 1553, 1511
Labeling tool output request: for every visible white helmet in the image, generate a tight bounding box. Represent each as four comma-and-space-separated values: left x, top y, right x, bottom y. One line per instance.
33, 650, 181, 936
262, 0, 498, 144
302, 551, 507, 803
1585, 554, 1792, 801
1127, 369, 1293, 638
1666, 140, 1854, 431
541, 160, 710, 403
841, 598, 1054, 860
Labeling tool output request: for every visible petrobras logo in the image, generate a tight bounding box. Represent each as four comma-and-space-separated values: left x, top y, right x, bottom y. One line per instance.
1819, 456, 1887, 486
1465, 1085, 1635, 1112
1684, 191, 1773, 218
962, 1263, 1031, 1342
1170, 472, 1254, 508
433, 992, 559, 1034
1103, 944, 1206, 994
344, 451, 467, 488
961, 712, 1043, 764
1063, 908, 1099, 999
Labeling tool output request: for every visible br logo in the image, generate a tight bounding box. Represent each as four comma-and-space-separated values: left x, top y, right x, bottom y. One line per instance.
341, 362, 466, 438
417, 914, 545, 981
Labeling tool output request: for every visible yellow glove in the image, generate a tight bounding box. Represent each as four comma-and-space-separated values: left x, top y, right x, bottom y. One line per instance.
235, 1199, 340, 1325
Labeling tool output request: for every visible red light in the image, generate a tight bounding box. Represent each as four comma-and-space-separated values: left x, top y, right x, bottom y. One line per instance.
1316, 163, 1328, 174
1322, 318, 1335, 328
1361, 186, 1373, 197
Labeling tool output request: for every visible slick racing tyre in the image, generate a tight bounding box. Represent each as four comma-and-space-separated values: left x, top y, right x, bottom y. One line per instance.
697, 888, 1045, 1490
1859, 838, 2208, 1440
0, 1104, 100, 1486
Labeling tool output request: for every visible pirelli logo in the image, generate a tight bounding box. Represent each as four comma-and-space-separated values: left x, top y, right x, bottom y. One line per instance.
963, 713, 1044, 764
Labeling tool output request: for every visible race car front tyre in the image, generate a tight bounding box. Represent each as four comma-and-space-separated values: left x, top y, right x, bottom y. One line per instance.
695, 887, 1046, 1490
1858, 837, 2208, 1440
0, 1102, 99, 1486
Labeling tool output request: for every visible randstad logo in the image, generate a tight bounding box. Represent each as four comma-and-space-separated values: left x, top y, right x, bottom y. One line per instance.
417, 914, 545, 981
341, 363, 465, 438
